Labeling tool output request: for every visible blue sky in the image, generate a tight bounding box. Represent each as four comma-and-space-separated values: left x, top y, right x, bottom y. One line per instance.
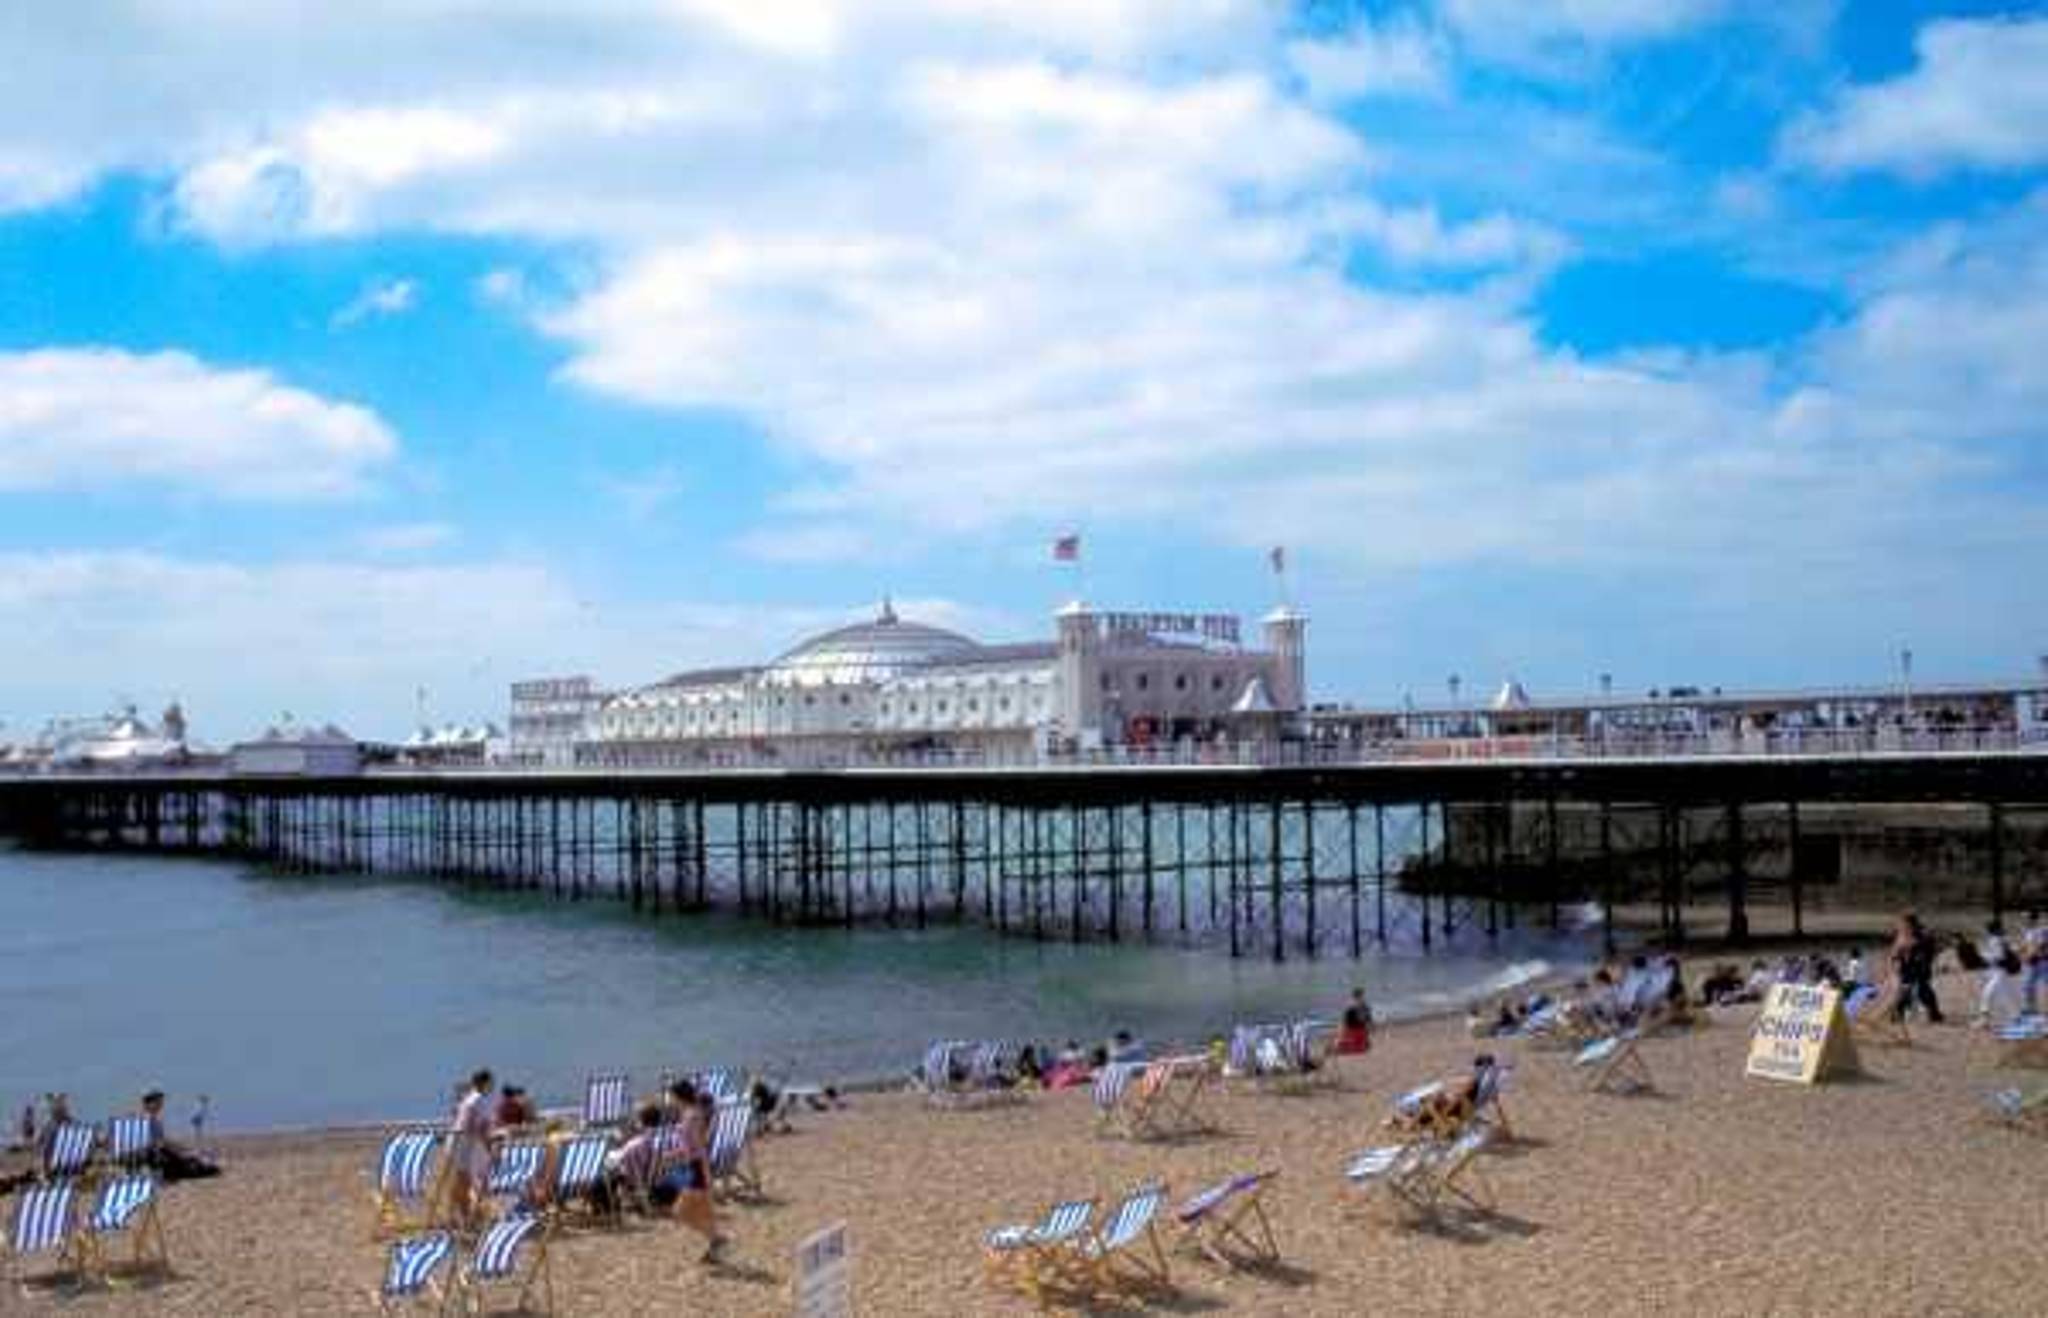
2, 1, 2046, 741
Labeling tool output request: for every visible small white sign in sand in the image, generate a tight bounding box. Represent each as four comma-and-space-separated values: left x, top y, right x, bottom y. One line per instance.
1747, 983, 1859, 1084
794, 1220, 852, 1318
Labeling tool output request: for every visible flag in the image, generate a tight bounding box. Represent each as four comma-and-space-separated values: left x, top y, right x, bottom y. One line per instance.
1268, 545, 1286, 575
1052, 533, 1081, 563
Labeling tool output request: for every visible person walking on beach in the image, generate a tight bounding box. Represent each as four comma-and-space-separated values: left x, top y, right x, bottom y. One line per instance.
1890, 914, 1943, 1024
659, 1082, 728, 1265
1976, 921, 2019, 1026
448, 1069, 496, 1226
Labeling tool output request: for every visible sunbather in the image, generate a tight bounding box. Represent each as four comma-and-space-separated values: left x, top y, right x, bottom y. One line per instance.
138, 1089, 220, 1181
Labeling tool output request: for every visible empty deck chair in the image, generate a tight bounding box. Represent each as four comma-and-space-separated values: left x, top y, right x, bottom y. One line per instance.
484, 1141, 546, 1213
41, 1122, 97, 1182
548, 1134, 614, 1226
371, 1129, 445, 1239
582, 1073, 631, 1130
376, 1230, 456, 1314
103, 1116, 156, 1173
1423, 1128, 1496, 1215
81, 1173, 170, 1280
1153, 1055, 1219, 1136
1080, 1182, 1171, 1294
1344, 1142, 1437, 1220
707, 1099, 761, 1201
8, 1181, 85, 1289
1092, 1062, 1142, 1134
449, 1211, 553, 1316
1174, 1170, 1280, 1269
1575, 1030, 1654, 1094
984, 1198, 1095, 1298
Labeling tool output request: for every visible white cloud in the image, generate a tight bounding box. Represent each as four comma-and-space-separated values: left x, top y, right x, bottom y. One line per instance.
1287, 20, 1448, 102
1783, 17, 2048, 177
356, 521, 457, 554
331, 276, 420, 328
0, 349, 396, 498
1440, 0, 1728, 67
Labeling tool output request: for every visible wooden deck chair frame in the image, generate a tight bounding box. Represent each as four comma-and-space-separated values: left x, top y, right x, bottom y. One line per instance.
1155, 1057, 1218, 1136
1345, 1143, 1439, 1223
450, 1211, 555, 1316
1119, 1062, 1177, 1139
376, 1230, 456, 1314
79, 1174, 171, 1284
371, 1129, 448, 1240
1091, 1062, 1140, 1136
1082, 1183, 1172, 1296
1423, 1130, 1496, 1216
1579, 1033, 1654, 1095
8, 1180, 88, 1294
708, 1099, 763, 1202
983, 1198, 1097, 1301
1174, 1171, 1279, 1269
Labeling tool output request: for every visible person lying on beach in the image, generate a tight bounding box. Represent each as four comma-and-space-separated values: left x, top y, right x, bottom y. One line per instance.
139, 1089, 221, 1181
1041, 1042, 1092, 1090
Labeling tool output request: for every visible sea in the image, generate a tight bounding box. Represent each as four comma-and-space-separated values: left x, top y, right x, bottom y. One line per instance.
0, 845, 1596, 1132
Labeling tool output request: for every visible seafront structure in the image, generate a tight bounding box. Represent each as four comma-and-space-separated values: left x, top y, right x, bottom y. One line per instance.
509, 600, 1308, 768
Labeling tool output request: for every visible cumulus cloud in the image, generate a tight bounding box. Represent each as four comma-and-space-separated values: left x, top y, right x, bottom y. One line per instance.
1287, 19, 1448, 101
0, 349, 395, 498
1782, 16, 2048, 177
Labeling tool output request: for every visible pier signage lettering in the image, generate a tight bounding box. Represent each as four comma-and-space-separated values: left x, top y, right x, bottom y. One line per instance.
794, 1220, 852, 1318
1745, 984, 1859, 1084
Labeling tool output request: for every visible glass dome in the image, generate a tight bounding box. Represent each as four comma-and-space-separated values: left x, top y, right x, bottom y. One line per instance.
764, 601, 981, 686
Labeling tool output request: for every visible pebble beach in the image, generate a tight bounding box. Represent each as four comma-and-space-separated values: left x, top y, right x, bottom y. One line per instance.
6, 966, 2042, 1317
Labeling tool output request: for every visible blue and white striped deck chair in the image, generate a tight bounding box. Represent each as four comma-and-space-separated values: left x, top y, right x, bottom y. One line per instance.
582, 1073, 631, 1130
1079, 1181, 1171, 1293
377, 1230, 455, 1313
484, 1141, 546, 1212
450, 1211, 553, 1316
1344, 1142, 1437, 1221
1575, 1029, 1653, 1094
42, 1122, 97, 1181
695, 1068, 744, 1105
548, 1133, 614, 1227
983, 1197, 1095, 1297
371, 1129, 444, 1239
1092, 1061, 1141, 1135
920, 1040, 963, 1105
707, 1098, 761, 1201
103, 1116, 156, 1173
1225, 1026, 1257, 1080
1472, 1063, 1514, 1140
8, 1181, 85, 1288
82, 1173, 169, 1280
1422, 1127, 1497, 1215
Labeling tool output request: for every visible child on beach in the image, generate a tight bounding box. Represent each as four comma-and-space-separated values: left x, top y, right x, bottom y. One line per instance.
1335, 988, 1373, 1055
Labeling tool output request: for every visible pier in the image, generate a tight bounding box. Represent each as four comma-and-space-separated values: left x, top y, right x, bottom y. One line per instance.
4, 752, 2046, 958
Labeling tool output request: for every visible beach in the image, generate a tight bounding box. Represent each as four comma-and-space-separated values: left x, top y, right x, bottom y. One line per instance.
6, 966, 2041, 1316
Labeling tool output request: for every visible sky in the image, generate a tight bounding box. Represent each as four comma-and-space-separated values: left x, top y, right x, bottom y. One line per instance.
2, 1, 2046, 743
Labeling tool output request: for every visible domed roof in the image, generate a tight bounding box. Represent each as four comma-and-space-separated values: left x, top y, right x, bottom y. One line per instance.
765, 601, 981, 686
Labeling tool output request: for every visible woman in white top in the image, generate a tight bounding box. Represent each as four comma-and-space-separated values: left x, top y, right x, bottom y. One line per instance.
448, 1069, 496, 1226
1978, 922, 2020, 1026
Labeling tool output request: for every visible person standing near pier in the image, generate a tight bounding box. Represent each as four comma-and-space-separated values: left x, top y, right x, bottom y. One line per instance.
448, 1069, 496, 1226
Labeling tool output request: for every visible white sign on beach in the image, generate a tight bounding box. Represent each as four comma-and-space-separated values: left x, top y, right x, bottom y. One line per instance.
1746, 983, 1859, 1084
793, 1220, 852, 1318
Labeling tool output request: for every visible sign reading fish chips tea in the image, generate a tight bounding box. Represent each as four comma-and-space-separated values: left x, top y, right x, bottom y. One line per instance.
1746, 983, 1859, 1084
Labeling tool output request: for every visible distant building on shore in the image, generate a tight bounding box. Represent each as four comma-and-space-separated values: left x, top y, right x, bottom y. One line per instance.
229, 722, 362, 777
508, 599, 1308, 767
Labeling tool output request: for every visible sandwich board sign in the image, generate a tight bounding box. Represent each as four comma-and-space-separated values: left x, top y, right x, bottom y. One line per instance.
794, 1220, 852, 1317
1746, 983, 1860, 1084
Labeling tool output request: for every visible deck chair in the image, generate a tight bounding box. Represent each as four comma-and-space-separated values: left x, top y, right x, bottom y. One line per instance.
547, 1134, 614, 1227
376, 1230, 456, 1313
449, 1211, 553, 1316
984, 1198, 1095, 1298
1422, 1128, 1496, 1215
921, 1040, 971, 1106
1152, 1055, 1218, 1137
1993, 1016, 2048, 1067
617, 1124, 689, 1217
1272, 1021, 1335, 1093
1472, 1063, 1514, 1140
1173, 1170, 1279, 1269
103, 1116, 156, 1173
707, 1099, 761, 1201
81, 1173, 170, 1281
371, 1129, 446, 1239
41, 1122, 97, 1181
1575, 1030, 1654, 1094
8, 1181, 86, 1289
693, 1068, 744, 1104
484, 1141, 546, 1213
1080, 1182, 1171, 1295
1985, 1087, 2048, 1136
1092, 1062, 1141, 1135
582, 1073, 631, 1129
1344, 1142, 1437, 1221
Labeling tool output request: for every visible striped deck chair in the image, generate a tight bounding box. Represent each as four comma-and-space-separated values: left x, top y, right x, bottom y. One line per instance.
371, 1129, 445, 1239
1575, 1030, 1654, 1094
484, 1141, 547, 1212
8, 1181, 86, 1288
1992, 1015, 2048, 1066
1174, 1170, 1279, 1269
376, 1230, 456, 1313
707, 1099, 761, 1201
449, 1211, 553, 1316
1422, 1127, 1496, 1215
82, 1173, 170, 1280
1079, 1182, 1171, 1295
547, 1134, 614, 1227
1273, 1020, 1335, 1093
582, 1073, 631, 1130
983, 1198, 1095, 1298
1344, 1142, 1438, 1221
1472, 1063, 1514, 1141
694, 1068, 744, 1105
921, 1040, 968, 1106
103, 1116, 157, 1173
41, 1122, 97, 1181
1091, 1062, 1142, 1135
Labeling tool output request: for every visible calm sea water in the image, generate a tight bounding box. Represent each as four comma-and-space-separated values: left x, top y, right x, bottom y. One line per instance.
0, 845, 1593, 1131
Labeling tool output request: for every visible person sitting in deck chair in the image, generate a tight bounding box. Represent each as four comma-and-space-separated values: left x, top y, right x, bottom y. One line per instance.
138, 1090, 219, 1181
601, 1104, 666, 1212
494, 1085, 536, 1132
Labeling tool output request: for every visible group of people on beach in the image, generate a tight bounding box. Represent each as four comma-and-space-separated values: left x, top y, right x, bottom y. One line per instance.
445, 1068, 730, 1264
3, 1087, 219, 1194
